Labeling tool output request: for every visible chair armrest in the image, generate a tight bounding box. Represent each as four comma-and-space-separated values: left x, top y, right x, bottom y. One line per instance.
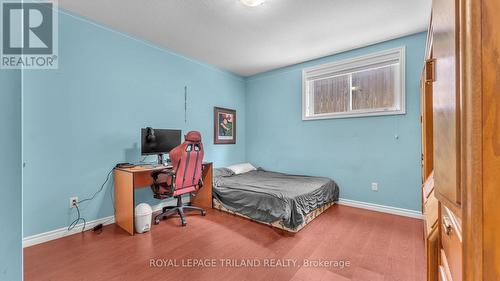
151, 169, 176, 182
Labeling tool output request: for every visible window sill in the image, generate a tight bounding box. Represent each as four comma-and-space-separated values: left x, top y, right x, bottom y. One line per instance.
302, 109, 406, 120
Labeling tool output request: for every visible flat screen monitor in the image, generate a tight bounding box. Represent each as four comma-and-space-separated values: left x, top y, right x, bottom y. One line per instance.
141, 128, 182, 155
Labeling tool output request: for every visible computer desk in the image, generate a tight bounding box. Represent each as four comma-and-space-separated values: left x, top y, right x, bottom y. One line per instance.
113, 162, 213, 235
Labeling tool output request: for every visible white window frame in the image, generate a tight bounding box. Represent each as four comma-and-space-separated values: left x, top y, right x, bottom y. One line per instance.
302, 46, 406, 120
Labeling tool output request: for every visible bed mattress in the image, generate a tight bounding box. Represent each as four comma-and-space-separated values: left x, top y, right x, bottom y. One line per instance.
213, 169, 339, 231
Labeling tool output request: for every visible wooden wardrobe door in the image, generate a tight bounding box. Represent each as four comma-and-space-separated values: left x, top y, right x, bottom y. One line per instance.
482, 0, 500, 279
432, 0, 461, 209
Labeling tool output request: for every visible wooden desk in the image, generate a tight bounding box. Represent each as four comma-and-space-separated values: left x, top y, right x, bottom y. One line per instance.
114, 162, 213, 235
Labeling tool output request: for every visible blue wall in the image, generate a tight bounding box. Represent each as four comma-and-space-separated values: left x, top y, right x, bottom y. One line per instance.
0, 67, 22, 279
245, 32, 426, 211
21, 9, 426, 238
22, 11, 246, 237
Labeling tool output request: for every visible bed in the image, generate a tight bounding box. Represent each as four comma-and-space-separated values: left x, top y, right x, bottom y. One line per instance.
212, 167, 339, 233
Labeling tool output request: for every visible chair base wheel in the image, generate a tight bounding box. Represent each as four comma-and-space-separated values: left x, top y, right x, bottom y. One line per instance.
151, 196, 207, 227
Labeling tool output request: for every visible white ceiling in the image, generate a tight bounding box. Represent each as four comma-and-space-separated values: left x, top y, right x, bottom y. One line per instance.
58, 0, 431, 77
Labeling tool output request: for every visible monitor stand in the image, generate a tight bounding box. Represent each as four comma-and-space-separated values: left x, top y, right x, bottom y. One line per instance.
157, 154, 164, 165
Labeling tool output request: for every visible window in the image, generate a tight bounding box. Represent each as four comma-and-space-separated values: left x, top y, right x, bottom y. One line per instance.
302, 47, 405, 120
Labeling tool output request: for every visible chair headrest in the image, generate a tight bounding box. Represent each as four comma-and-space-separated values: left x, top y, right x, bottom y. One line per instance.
185, 131, 202, 142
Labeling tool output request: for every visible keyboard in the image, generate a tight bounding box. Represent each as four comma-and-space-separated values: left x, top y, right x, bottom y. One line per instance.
139, 164, 173, 169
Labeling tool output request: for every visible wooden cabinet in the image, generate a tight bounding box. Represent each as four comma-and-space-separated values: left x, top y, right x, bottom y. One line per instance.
431, 1, 464, 277
423, 0, 500, 280
432, 0, 462, 211
421, 18, 441, 281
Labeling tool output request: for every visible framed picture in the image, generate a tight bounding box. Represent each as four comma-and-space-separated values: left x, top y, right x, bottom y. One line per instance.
214, 107, 236, 144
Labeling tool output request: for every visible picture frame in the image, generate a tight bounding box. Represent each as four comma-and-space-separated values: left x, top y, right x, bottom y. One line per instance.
214, 107, 236, 144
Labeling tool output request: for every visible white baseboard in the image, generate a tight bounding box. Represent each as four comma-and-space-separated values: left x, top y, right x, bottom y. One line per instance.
337, 198, 423, 219
22, 198, 187, 248
23, 216, 115, 248
24, 197, 421, 248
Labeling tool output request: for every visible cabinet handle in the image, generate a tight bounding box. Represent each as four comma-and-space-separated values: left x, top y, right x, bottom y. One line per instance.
442, 216, 452, 235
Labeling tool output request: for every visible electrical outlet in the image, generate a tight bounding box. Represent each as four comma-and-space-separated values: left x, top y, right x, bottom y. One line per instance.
371, 182, 379, 192
70, 197, 79, 208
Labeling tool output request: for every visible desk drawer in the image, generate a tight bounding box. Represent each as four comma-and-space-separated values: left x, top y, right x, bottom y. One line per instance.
440, 205, 462, 281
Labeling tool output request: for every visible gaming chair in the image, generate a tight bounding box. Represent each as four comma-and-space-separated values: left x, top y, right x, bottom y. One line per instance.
150, 131, 206, 226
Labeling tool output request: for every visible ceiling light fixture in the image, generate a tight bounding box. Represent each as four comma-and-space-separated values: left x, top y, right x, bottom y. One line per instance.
240, 0, 265, 7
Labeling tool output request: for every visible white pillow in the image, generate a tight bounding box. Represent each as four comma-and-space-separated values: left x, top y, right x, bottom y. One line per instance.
226, 163, 257, 175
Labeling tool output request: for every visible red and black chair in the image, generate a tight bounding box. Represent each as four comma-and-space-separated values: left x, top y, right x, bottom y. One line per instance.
150, 131, 206, 226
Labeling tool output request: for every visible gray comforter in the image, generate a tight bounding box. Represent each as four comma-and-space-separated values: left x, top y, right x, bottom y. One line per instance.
213, 169, 339, 230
